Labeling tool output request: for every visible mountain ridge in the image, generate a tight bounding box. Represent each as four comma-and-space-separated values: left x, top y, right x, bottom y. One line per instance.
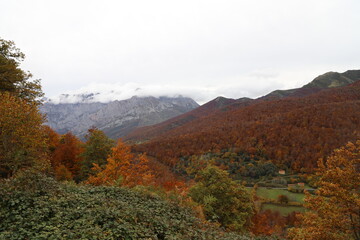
124, 70, 360, 171
41, 96, 199, 139
132, 80, 360, 171
263, 70, 360, 99
126, 70, 360, 142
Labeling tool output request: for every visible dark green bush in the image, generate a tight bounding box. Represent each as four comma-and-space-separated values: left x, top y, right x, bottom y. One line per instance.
0, 173, 279, 240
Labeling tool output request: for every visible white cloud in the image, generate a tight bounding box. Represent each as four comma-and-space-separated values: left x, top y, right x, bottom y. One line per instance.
48, 82, 229, 105
47, 66, 333, 105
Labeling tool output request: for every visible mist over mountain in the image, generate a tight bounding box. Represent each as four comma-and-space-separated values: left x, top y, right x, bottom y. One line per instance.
44, 79, 285, 105
45, 83, 208, 104
41, 96, 199, 139
42, 70, 360, 141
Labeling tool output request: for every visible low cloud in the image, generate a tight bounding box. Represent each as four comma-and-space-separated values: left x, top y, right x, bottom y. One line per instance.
48, 82, 224, 104
46, 66, 351, 105
47, 77, 285, 105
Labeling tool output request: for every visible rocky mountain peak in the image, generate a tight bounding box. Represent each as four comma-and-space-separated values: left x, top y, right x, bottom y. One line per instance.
41, 95, 199, 139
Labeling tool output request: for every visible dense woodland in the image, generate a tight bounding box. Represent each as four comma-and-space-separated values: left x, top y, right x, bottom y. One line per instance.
132, 81, 360, 172
1, 38, 359, 239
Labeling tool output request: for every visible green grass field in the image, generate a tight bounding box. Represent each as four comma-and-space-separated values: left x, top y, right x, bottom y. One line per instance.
261, 203, 305, 216
256, 187, 305, 203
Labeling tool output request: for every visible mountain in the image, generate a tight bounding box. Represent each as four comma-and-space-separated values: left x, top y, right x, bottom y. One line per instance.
127, 70, 360, 142
125, 96, 253, 142
41, 96, 199, 139
303, 70, 360, 88
128, 70, 360, 171
264, 70, 360, 99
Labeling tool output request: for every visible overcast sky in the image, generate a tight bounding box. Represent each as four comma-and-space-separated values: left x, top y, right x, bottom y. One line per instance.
1, 0, 360, 104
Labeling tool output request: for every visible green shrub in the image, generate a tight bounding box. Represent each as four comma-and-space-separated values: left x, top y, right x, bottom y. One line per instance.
189, 166, 253, 232
0, 173, 273, 240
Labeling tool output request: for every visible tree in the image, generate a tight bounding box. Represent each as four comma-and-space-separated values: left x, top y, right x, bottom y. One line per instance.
0, 92, 49, 177
80, 128, 114, 180
52, 133, 84, 180
188, 165, 253, 231
43, 125, 60, 165
278, 194, 289, 204
0, 38, 43, 104
288, 140, 360, 240
0, 39, 48, 177
87, 139, 154, 187
250, 209, 286, 236
55, 164, 73, 181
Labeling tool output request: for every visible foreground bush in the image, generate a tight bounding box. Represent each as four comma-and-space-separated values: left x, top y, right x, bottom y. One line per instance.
0, 173, 277, 240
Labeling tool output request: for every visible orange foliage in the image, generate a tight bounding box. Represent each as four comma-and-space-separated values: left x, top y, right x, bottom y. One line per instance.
133, 82, 360, 172
52, 132, 83, 179
43, 126, 60, 165
288, 140, 360, 239
55, 164, 73, 181
0, 92, 48, 177
251, 210, 297, 236
87, 139, 154, 187
146, 155, 188, 191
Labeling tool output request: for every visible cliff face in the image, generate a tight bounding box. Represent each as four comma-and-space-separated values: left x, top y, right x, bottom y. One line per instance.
41, 96, 199, 139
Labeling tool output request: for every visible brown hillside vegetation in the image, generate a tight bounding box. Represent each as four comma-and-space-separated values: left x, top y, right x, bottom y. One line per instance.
128, 70, 360, 143
133, 82, 360, 171
126, 96, 244, 142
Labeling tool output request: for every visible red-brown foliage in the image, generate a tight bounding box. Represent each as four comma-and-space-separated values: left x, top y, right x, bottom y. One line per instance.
51, 132, 84, 179
251, 210, 297, 236
133, 82, 360, 171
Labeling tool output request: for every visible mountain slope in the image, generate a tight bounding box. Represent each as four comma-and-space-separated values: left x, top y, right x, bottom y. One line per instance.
264, 70, 360, 99
131, 71, 360, 171
125, 96, 249, 142
303, 70, 360, 88
41, 96, 199, 139
126, 70, 360, 142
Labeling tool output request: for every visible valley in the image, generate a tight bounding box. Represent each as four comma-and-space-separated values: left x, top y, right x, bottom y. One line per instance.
42, 70, 360, 230
1, 42, 359, 239
2, 2, 360, 237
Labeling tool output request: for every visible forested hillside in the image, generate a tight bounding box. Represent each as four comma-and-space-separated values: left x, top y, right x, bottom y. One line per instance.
126, 96, 242, 142
133, 80, 360, 171
127, 70, 360, 143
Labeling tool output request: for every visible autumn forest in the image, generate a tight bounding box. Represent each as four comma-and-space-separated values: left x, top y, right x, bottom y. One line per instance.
1, 38, 359, 240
